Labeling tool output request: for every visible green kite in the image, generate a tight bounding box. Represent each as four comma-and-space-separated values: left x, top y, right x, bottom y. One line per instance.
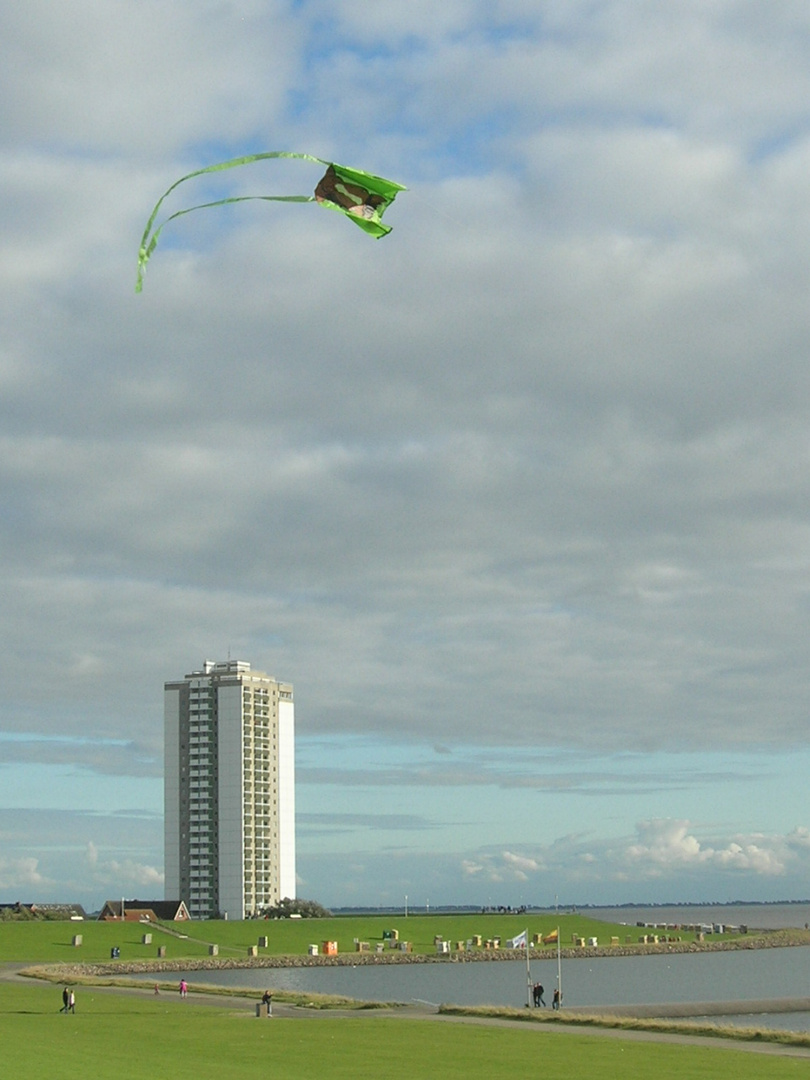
136, 151, 406, 292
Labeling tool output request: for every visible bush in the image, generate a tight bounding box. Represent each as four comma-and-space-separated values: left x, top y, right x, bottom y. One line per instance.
260, 897, 332, 919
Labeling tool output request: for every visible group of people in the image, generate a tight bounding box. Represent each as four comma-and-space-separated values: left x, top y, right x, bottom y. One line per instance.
531, 983, 562, 1009
175, 979, 273, 1017
61, 977, 275, 1016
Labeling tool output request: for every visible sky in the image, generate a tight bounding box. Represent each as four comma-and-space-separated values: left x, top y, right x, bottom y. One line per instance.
2, 0, 810, 912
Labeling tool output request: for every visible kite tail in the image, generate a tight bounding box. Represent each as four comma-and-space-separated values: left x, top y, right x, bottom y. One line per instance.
135, 194, 315, 292
136, 151, 326, 292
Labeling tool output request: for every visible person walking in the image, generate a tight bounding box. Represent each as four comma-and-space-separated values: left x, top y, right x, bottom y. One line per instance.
179, 979, 188, 998
534, 983, 545, 1007
61, 986, 69, 1013
68, 989, 76, 1014
261, 990, 273, 1017
552, 988, 561, 1010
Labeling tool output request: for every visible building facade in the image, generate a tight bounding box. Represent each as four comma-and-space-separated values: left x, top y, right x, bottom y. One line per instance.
164, 659, 295, 920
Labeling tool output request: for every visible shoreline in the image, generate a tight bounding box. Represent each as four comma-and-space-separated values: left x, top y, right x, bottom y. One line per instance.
564, 997, 810, 1019
22, 928, 810, 980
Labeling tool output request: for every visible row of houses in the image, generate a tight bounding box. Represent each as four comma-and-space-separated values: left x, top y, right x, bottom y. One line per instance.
0, 902, 88, 920
97, 899, 189, 922
1, 899, 190, 921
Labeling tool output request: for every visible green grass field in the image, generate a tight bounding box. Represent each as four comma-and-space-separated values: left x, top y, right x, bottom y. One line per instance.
1, 980, 807, 1080
0, 912, 754, 963
3, 920, 809, 1078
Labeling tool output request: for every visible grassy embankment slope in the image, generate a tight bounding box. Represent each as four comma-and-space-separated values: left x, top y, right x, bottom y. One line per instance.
0, 912, 770, 964
2, 980, 809, 1080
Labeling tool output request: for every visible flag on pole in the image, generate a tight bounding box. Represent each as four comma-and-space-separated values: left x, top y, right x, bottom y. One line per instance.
507, 929, 528, 949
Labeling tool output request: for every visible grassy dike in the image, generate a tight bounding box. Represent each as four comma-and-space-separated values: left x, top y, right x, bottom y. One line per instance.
439, 1004, 810, 1051
1, 911, 792, 964
2, 979, 810, 1080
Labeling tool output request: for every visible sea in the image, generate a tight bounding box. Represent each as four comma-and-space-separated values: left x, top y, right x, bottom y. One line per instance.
160, 903, 810, 1031
586, 901, 810, 932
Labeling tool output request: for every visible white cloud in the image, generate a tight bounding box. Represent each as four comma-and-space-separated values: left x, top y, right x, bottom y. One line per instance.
502, 851, 542, 875
787, 826, 810, 850
462, 859, 487, 877
299, 815, 810, 905
609, 819, 803, 882
107, 861, 165, 889
0, 856, 49, 891
445, 819, 810, 901
82, 843, 164, 891
459, 851, 544, 885
308, 0, 485, 45
625, 819, 710, 867
0, 1, 300, 155
714, 841, 784, 875
4, 0, 810, 905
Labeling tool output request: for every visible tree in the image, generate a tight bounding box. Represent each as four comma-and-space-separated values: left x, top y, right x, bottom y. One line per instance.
260, 897, 332, 919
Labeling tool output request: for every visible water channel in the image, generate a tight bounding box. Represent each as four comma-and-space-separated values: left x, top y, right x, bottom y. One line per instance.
159, 944, 810, 1030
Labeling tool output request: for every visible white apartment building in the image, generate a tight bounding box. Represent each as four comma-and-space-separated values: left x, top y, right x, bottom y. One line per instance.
164, 659, 295, 920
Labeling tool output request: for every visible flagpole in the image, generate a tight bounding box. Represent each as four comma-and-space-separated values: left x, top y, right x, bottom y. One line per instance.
525, 929, 532, 1008
556, 926, 562, 1007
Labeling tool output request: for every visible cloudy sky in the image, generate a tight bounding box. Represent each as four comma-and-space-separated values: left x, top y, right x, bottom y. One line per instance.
3, 1, 810, 911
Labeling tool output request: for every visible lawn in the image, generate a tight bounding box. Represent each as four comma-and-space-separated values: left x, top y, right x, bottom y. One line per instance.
0, 980, 807, 1080
0, 912, 746, 964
